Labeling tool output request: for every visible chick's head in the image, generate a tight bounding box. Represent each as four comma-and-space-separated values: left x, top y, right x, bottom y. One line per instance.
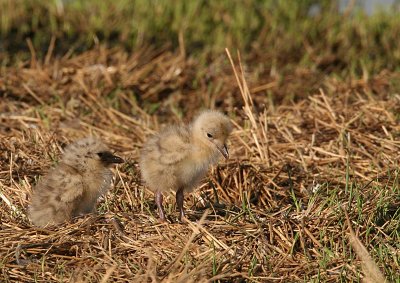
62, 137, 124, 171
192, 110, 233, 159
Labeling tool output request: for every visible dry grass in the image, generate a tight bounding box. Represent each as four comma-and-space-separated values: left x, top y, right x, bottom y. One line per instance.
0, 46, 399, 282
345, 210, 387, 283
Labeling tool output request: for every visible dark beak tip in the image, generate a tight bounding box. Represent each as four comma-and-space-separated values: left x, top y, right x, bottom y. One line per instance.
99, 151, 124, 164
113, 156, 125, 164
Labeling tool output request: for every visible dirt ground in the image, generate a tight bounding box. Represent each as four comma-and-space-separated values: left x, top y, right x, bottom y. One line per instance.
0, 47, 399, 282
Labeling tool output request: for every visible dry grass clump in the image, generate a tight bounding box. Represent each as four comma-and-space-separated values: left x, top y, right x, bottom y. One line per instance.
0, 47, 399, 282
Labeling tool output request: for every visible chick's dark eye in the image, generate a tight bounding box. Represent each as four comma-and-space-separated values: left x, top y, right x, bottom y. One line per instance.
207, 133, 213, 138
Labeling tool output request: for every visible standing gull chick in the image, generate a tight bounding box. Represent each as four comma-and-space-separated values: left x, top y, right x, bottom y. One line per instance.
140, 110, 232, 221
28, 137, 124, 227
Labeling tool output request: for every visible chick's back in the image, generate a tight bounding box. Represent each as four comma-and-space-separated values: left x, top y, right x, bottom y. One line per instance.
28, 137, 121, 227
28, 164, 85, 227
140, 125, 193, 192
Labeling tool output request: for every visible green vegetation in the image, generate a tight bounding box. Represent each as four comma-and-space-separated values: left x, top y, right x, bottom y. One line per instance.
2, 0, 400, 75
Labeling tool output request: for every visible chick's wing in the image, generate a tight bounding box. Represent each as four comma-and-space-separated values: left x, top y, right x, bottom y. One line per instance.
43, 165, 85, 204
59, 175, 85, 204
157, 127, 192, 165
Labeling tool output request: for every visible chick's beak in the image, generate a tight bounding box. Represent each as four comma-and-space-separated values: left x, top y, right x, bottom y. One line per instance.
98, 151, 124, 164
216, 143, 229, 159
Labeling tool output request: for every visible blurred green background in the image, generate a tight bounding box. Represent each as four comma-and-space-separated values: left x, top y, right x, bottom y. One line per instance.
1, 0, 400, 76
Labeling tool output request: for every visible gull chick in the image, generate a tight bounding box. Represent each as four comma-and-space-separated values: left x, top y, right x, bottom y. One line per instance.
140, 110, 232, 221
28, 137, 124, 227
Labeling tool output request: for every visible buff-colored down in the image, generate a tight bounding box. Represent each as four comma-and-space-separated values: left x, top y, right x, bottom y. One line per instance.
140, 110, 233, 221
28, 137, 124, 227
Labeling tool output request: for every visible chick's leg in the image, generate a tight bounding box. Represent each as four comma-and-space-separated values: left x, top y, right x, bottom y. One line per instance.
176, 188, 185, 221
155, 190, 166, 221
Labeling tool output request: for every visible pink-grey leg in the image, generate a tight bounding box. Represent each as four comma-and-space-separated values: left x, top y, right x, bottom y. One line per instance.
155, 190, 166, 221
176, 188, 185, 221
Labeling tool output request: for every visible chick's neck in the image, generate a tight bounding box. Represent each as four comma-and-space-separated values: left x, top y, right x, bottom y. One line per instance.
190, 134, 217, 162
